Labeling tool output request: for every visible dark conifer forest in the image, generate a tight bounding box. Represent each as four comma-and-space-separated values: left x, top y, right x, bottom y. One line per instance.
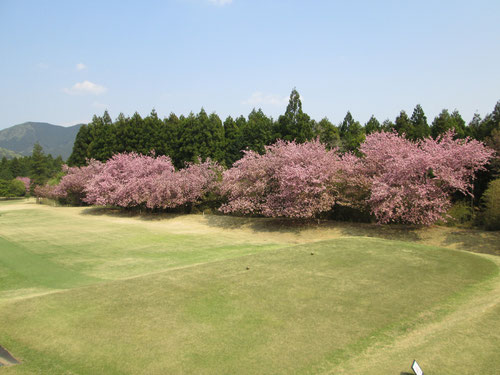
67, 90, 500, 169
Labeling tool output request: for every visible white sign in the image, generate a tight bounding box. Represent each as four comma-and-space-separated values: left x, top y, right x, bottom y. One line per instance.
412, 360, 423, 375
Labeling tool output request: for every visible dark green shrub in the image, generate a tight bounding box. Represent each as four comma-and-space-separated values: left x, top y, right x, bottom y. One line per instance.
481, 178, 500, 230
0, 179, 26, 197
9, 179, 26, 197
444, 201, 473, 226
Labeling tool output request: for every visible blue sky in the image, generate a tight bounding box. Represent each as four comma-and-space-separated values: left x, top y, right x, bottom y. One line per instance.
1, 0, 499, 129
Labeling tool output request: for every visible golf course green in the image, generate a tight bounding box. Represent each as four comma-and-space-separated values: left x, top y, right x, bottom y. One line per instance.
0, 199, 499, 374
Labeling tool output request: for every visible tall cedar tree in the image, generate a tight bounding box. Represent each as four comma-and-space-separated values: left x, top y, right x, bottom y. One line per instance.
30, 143, 49, 187
114, 113, 130, 154
394, 110, 412, 137
275, 89, 313, 143
207, 112, 225, 162
223, 116, 242, 167
176, 109, 225, 167
0, 157, 13, 180
364, 115, 381, 134
240, 109, 273, 154
233, 115, 247, 156
163, 113, 180, 162
451, 110, 468, 138
485, 129, 500, 175
9, 157, 22, 177
431, 109, 468, 139
339, 111, 365, 152
141, 109, 161, 154
469, 113, 483, 140
125, 112, 145, 153
87, 111, 116, 161
313, 117, 340, 149
151, 112, 173, 157
51, 155, 64, 174
475, 101, 500, 140
382, 119, 395, 132
68, 124, 92, 166
409, 104, 430, 140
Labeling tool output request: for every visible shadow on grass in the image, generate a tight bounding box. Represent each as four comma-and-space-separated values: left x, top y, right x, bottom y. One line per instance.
204, 214, 311, 234
333, 221, 423, 242
79, 206, 500, 255
204, 214, 434, 242
206, 216, 500, 255
335, 222, 500, 255
82, 206, 310, 234
0, 345, 20, 366
441, 228, 500, 256
80, 206, 184, 221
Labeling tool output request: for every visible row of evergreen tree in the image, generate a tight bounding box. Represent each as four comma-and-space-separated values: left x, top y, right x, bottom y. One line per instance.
68, 90, 500, 169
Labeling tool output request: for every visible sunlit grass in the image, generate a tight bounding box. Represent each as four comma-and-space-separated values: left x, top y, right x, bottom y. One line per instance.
0, 200, 499, 374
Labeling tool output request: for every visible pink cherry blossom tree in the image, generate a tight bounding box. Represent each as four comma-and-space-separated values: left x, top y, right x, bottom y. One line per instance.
33, 183, 58, 200
358, 131, 494, 224
53, 160, 103, 204
83, 153, 222, 210
143, 158, 222, 209
84, 153, 176, 207
220, 139, 344, 218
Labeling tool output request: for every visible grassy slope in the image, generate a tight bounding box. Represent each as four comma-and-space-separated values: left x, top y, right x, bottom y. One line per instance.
0, 147, 22, 159
0, 200, 499, 374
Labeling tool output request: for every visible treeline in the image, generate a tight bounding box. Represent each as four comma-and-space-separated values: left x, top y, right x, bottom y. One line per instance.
68, 89, 500, 171
0, 143, 64, 191
1, 89, 499, 203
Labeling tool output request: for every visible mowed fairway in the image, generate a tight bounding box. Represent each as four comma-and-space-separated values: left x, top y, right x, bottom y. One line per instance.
0, 200, 499, 374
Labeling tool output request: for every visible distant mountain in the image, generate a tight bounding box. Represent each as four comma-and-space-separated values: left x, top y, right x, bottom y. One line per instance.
0, 146, 23, 159
0, 122, 83, 160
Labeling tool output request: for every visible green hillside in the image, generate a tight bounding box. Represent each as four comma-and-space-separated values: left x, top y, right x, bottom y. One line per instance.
0, 147, 23, 159
0, 122, 82, 160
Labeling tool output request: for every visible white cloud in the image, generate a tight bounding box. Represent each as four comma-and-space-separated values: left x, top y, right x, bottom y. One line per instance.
242, 92, 288, 107
64, 80, 107, 95
76, 63, 87, 71
37, 62, 49, 69
208, 0, 232, 6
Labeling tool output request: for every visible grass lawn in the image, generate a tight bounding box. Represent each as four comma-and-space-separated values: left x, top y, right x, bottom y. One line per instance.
0, 199, 499, 374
